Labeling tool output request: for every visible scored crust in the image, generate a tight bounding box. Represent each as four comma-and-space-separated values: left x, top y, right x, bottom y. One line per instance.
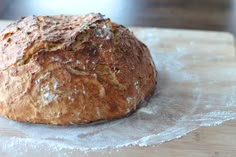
0, 13, 157, 125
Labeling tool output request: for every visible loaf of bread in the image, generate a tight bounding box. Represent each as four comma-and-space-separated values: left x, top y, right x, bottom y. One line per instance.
0, 13, 157, 125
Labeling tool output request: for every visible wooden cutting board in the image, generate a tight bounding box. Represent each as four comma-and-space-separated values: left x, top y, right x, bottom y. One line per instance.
0, 20, 236, 157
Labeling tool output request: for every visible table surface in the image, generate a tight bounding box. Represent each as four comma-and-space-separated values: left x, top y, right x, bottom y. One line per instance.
0, 0, 235, 36
0, 19, 236, 156
90, 121, 236, 157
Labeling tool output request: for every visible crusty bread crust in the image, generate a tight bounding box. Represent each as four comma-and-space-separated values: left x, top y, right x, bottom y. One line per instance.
0, 13, 157, 125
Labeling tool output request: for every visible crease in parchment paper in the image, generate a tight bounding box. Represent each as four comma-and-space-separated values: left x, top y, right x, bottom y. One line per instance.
0, 28, 236, 156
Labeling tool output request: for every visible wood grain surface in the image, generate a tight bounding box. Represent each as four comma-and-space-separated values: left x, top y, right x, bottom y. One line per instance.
83, 121, 236, 157
0, 21, 236, 157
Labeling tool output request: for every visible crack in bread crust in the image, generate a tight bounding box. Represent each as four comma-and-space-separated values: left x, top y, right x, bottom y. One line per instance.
0, 13, 106, 70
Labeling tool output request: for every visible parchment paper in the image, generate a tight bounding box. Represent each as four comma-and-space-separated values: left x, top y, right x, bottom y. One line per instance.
0, 28, 236, 156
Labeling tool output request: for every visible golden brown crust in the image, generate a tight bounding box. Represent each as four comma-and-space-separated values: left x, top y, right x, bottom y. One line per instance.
0, 13, 157, 125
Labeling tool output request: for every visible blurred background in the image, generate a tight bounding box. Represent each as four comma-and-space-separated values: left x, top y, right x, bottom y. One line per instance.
0, 0, 235, 36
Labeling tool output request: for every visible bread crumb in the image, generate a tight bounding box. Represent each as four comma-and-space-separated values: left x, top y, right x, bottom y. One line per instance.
82, 85, 86, 95
126, 97, 132, 104
76, 60, 81, 64
68, 96, 75, 103
62, 59, 73, 64
42, 92, 57, 105
96, 107, 101, 117
50, 57, 61, 62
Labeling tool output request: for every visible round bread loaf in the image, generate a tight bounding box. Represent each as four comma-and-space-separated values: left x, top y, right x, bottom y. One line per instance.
0, 13, 157, 125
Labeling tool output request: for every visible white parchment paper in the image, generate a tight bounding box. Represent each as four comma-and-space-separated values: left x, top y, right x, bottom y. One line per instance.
0, 28, 236, 156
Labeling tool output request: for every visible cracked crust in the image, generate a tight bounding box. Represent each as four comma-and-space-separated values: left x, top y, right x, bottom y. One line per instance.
0, 13, 157, 125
